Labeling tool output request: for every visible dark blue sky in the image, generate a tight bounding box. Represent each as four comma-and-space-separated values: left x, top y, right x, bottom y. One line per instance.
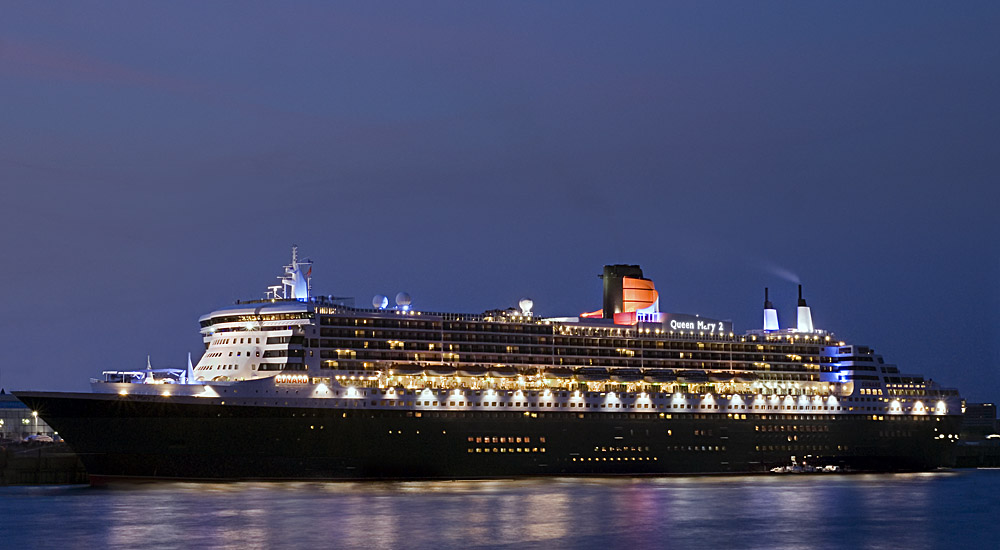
2, 2, 998, 401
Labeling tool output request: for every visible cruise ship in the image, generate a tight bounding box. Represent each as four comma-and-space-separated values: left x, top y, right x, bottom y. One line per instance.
16, 248, 963, 481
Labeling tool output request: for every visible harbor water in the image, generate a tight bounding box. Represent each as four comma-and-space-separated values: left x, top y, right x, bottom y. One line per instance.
2, 470, 998, 549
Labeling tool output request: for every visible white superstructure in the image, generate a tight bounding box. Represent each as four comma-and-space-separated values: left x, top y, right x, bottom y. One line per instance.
91, 247, 962, 428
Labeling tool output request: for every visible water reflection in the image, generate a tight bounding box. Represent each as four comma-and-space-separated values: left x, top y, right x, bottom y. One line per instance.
1, 471, 997, 550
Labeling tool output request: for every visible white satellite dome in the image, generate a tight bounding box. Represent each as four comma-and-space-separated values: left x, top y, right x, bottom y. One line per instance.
373, 295, 389, 309
395, 292, 412, 307
519, 298, 534, 315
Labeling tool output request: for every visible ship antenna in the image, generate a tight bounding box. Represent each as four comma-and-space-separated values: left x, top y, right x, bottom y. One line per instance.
278, 244, 312, 301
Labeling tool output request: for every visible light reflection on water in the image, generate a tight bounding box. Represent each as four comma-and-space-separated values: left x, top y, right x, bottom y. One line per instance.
2, 471, 999, 550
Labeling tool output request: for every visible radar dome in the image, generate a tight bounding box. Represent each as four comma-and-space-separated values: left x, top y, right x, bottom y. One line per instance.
373, 295, 388, 309
395, 292, 411, 307
519, 298, 534, 315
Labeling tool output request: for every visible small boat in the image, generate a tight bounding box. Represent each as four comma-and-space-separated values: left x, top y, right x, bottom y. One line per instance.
770, 463, 819, 474
541, 367, 574, 379
576, 367, 609, 381
734, 372, 758, 383
643, 369, 677, 383
390, 364, 422, 376
709, 372, 733, 383
425, 365, 457, 376
487, 366, 518, 378
457, 365, 488, 377
677, 370, 708, 383
610, 368, 642, 382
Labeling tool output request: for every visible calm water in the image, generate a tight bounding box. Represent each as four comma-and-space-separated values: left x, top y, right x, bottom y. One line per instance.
2, 470, 998, 549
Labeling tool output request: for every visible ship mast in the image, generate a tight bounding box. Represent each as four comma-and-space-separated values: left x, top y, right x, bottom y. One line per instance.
266, 245, 313, 300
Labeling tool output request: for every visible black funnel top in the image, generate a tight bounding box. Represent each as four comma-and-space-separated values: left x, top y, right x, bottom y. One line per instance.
764, 287, 774, 309
798, 284, 808, 307
602, 264, 645, 319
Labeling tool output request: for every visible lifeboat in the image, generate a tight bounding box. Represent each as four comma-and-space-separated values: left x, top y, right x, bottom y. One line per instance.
643, 369, 677, 383
425, 365, 457, 376
610, 368, 642, 382
542, 367, 574, 379
457, 365, 487, 377
488, 366, 518, 378
734, 372, 759, 383
709, 372, 734, 383
390, 364, 422, 376
576, 367, 610, 381
676, 370, 708, 383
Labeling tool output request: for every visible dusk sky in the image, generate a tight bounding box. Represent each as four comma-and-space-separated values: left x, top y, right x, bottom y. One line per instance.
2, 2, 998, 401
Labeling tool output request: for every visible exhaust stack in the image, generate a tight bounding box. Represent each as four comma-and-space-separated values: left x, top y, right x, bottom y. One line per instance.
796, 284, 814, 333
763, 287, 779, 331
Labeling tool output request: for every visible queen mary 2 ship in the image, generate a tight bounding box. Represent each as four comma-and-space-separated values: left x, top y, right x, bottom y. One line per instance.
16, 248, 963, 482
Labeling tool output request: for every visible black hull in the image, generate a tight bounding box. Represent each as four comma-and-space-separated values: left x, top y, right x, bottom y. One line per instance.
16, 392, 960, 482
